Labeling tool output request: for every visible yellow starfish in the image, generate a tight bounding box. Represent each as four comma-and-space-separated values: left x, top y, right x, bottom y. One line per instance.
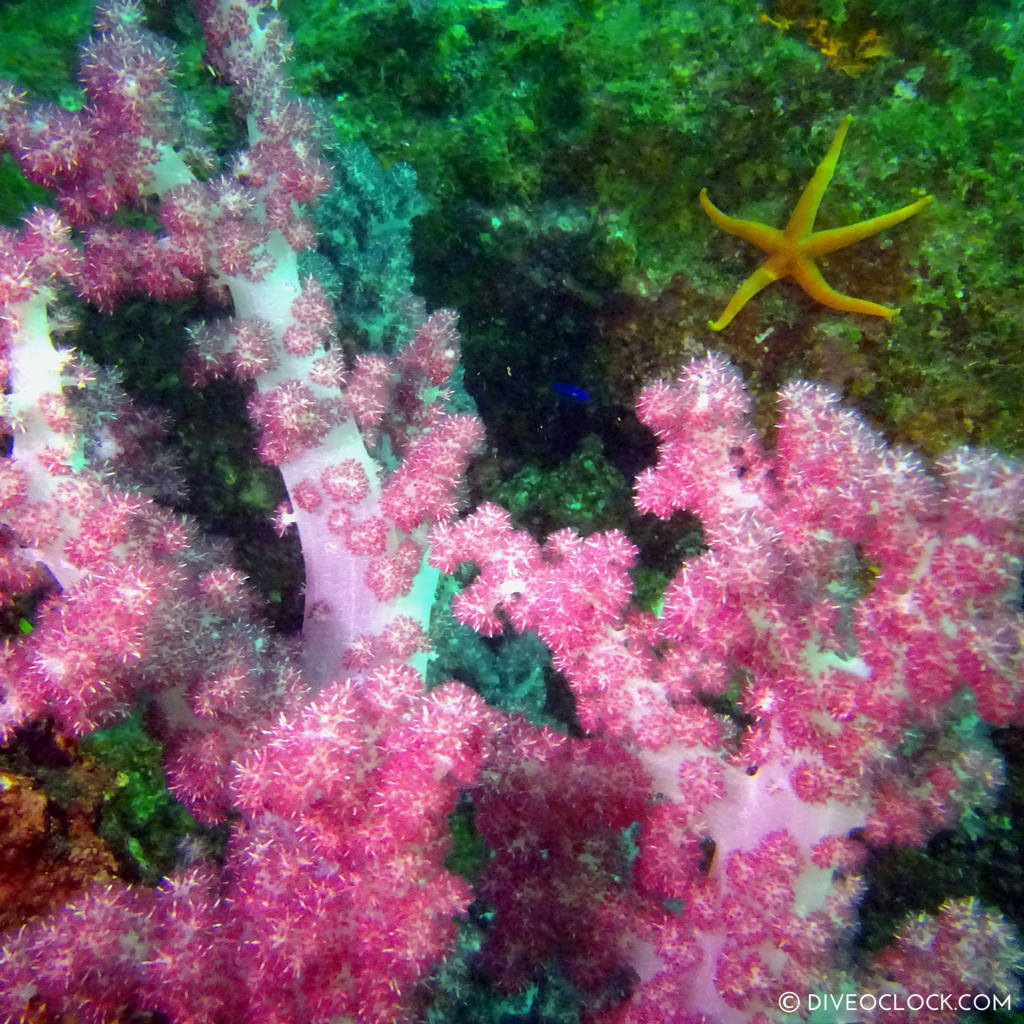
699, 115, 933, 331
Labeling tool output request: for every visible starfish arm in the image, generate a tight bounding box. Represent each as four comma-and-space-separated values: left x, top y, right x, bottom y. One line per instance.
790, 256, 898, 318
699, 188, 786, 252
804, 195, 934, 256
785, 115, 852, 239
708, 258, 787, 331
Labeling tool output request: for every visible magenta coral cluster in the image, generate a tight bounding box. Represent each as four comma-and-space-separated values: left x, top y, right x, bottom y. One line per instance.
3, 674, 493, 1023
434, 354, 1024, 1021
0, 2, 1022, 1023
0, 1, 492, 1021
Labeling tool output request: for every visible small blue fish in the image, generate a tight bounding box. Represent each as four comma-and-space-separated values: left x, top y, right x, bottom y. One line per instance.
551, 381, 591, 402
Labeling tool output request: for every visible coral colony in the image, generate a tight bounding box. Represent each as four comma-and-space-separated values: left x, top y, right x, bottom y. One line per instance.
0, 2, 1021, 1023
